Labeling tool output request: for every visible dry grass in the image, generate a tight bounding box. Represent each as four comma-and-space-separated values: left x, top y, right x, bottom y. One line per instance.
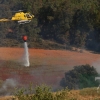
1, 88, 100, 100
0, 96, 14, 100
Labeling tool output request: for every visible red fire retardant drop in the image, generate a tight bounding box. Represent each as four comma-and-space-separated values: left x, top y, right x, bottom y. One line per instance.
22, 35, 27, 42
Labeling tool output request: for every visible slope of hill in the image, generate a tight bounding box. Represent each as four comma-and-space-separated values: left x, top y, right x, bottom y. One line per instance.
0, 47, 99, 96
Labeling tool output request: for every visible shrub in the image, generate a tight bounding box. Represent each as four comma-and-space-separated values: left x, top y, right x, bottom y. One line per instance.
60, 64, 99, 89
14, 85, 71, 100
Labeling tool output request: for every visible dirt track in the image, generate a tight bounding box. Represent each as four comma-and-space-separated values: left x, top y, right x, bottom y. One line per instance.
0, 47, 100, 93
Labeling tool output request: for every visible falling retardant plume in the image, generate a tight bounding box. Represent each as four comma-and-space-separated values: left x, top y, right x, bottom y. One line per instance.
23, 42, 30, 67
20, 35, 30, 67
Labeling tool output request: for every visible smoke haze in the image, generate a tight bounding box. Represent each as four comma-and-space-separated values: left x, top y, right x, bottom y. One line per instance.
0, 78, 18, 95
92, 59, 100, 74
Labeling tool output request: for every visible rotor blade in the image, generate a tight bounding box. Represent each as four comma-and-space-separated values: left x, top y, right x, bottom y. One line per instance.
5, 10, 25, 12
11, 10, 24, 12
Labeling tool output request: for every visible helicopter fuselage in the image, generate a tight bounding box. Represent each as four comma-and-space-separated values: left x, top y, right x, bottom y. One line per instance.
0, 11, 34, 24
11, 12, 34, 24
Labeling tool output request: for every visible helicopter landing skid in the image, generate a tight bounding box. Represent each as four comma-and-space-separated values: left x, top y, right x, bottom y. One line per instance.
18, 20, 31, 24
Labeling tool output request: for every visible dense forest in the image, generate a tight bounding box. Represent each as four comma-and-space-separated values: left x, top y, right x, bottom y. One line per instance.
0, 0, 100, 51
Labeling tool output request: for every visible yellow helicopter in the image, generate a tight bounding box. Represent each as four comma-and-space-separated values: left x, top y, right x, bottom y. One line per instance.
0, 10, 34, 24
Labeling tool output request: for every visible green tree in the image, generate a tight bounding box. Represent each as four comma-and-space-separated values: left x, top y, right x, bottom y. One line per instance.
60, 64, 99, 89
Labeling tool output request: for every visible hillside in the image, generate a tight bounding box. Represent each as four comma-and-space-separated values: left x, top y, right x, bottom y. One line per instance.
0, 0, 100, 99
0, 0, 100, 52
0, 48, 99, 91
0, 47, 99, 69
0, 47, 99, 98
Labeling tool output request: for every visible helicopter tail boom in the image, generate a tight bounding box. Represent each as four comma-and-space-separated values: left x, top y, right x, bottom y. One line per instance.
0, 18, 10, 22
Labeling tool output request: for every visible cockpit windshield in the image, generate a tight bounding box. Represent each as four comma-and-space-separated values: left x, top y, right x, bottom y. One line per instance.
26, 14, 31, 18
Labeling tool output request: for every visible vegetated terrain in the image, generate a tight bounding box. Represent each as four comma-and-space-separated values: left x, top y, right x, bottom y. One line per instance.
0, 0, 100, 99
0, 47, 100, 97
1, 0, 100, 53
1, 86, 100, 100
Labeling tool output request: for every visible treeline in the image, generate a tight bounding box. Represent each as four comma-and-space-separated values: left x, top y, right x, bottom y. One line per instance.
0, 0, 100, 51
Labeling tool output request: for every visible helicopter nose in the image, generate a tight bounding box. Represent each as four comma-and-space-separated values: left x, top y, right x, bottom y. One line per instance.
32, 15, 34, 18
